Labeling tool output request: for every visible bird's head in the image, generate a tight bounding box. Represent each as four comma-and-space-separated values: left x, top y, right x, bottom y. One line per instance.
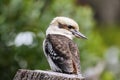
46, 17, 87, 39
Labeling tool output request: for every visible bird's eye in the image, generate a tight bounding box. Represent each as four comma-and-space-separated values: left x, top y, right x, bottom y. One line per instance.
68, 25, 73, 29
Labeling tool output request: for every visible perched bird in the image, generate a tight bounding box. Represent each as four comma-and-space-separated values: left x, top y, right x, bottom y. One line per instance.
43, 17, 87, 75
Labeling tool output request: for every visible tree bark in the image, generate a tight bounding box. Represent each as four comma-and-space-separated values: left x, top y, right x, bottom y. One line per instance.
13, 69, 85, 80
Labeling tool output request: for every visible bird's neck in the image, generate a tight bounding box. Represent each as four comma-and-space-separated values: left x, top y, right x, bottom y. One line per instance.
47, 33, 73, 40
46, 34, 73, 42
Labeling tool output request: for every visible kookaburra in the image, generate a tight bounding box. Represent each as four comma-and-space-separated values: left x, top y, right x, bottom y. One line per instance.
43, 17, 87, 75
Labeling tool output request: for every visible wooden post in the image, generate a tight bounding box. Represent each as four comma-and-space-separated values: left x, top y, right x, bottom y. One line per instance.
13, 69, 85, 80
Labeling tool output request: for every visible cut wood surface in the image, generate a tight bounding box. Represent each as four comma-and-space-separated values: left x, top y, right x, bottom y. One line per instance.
13, 69, 85, 80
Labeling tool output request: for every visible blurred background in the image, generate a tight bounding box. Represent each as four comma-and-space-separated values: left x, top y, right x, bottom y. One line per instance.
0, 0, 120, 80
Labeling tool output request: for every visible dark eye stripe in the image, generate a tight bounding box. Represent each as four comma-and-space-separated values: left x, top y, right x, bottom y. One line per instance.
68, 25, 74, 29
58, 22, 64, 28
58, 22, 74, 29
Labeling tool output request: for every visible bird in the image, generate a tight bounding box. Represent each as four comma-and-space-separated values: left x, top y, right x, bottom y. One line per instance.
43, 16, 87, 75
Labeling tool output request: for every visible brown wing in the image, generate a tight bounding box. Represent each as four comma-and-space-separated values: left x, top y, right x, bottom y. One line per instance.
45, 34, 75, 74
69, 42, 81, 74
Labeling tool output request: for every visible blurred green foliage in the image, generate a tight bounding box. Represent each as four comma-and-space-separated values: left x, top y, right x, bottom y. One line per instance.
0, 0, 120, 80
101, 71, 115, 80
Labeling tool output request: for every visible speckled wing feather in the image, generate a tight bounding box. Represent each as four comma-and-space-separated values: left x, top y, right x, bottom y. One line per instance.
44, 34, 81, 74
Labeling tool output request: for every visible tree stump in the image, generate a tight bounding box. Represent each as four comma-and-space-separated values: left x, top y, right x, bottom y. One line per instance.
13, 69, 85, 80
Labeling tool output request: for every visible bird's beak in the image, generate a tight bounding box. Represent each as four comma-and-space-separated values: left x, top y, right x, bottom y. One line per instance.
71, 29, 87, 39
